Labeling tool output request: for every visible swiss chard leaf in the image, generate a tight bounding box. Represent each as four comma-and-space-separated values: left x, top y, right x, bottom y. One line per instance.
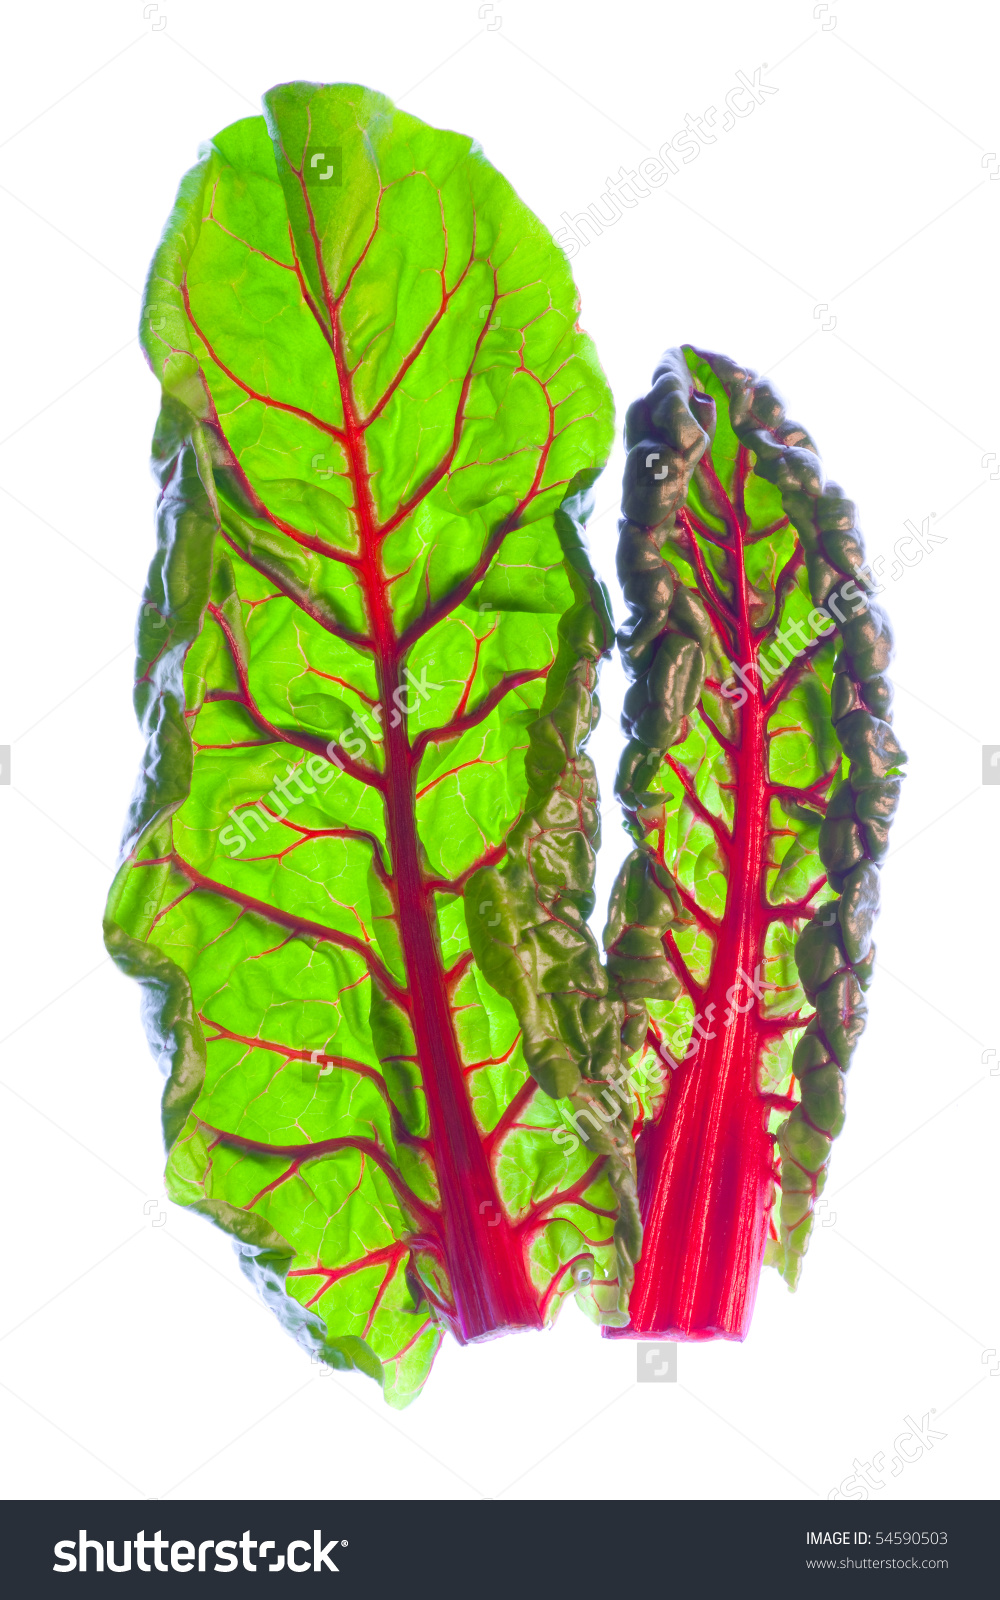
105, 82, 629, 1404
604, 346, 904, 1340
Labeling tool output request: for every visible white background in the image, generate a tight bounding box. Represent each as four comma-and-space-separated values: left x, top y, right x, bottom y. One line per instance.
1, 0, 997, 1502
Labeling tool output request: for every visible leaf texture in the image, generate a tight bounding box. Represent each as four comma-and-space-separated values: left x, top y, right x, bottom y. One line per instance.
604, 347, 904, 1340
104, 82, 628, 1404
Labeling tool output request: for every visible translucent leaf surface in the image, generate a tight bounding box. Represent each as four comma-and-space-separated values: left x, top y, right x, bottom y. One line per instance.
105, 82, 624, 1404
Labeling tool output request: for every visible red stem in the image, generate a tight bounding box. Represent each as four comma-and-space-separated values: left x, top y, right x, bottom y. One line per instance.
304, 180, 543, 1342
610, 444, 782, 1342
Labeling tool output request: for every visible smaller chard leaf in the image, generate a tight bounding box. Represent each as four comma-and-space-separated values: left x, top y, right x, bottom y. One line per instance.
604, 346, 904, 1342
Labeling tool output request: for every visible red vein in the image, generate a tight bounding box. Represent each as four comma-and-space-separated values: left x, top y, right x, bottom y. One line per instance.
678, 506, 728, 548
761, 633, 830, 715
769, 760, 841, 809
373, 276, 500, 541
664, 930, 706, 1006
205, 602, 383, 789
251, 812, 393, 887
424, 840, 508, 896
766, 876, 828, 924
538, 1253, 594, 1322
484, 1078, 537, 1158
455, 619, 496, 719
673, 880, 721, 936
197, 1014, 425, 1146
697, 701, 737, 756
695, 449, 742, 541
247, 1159, 302, 1208
218, 526, 372, 651
182, 279, 347, 444
518, 1160, 615, 1231
288, 1242, 406, 1309
174, 855, 408, 1007
363, 219, 478, 426
758, 1011, 812, 1036
677, 508, 739, 647
663, 754, 733, 854
746, 515, 790, 542
461, 1031, 522, 1077
764, 545, 805, 634
411, 667, 550, 761
203, 1122, 437, 1230
397, 522, 508, 653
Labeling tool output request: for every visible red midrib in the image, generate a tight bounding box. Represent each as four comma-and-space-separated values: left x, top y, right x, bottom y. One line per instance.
326, 288, 541, 1341
619, 447, 776, 1340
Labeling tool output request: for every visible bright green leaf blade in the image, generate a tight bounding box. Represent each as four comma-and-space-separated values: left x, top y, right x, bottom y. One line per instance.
107, 82, 624, 1404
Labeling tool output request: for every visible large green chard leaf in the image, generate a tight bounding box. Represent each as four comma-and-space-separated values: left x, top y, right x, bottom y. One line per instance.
604, 347, 904, 1340
104, 82, 633, 1405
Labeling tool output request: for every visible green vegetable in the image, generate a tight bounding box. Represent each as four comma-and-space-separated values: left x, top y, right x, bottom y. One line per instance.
105, 81, 632, 1405
604, 346, 904, 1340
